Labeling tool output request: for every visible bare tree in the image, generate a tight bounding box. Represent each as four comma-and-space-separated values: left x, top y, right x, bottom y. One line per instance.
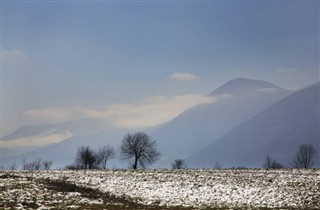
34, 158, 42, 170
290, 144, 317, 168
97, 145, 115, 169
263, 155, 284, 169
22, 158, 40, 170
74, 146, 98, 169
120, 132, 160, 169
171, 159, 187, 169
263, 155, 273, 168
22, 158, 28, 170
9, 162, 17, 170
42, 160, 53, 170
214, 161, 222, 169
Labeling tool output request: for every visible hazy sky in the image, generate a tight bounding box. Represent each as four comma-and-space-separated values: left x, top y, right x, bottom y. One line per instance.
1, 1, 319, 135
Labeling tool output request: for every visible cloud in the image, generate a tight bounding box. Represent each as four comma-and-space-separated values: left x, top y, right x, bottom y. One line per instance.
1, 49, 25, 60
216, 93, 233, 99
275, 67, 298, 74
24, 94, 216, 128
2, 131, 73, 148
256, 87, 277, 93
169, 72, 198, 81
24, 107, 82, 120
99, 94, 216, 128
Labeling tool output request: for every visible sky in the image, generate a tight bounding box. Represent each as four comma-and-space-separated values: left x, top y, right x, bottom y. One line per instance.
1, 0, 319, 136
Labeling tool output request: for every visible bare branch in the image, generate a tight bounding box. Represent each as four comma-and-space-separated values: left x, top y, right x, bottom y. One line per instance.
120, 132, 160, 169
171, 159, 187, 169
97, 145, 115, 169
290, 144, 317, 168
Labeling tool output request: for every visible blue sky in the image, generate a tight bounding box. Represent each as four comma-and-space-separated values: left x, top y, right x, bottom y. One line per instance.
1, 0, 319, 135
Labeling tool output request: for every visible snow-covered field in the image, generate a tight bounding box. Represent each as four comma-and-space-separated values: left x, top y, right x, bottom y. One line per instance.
1, 169, 319, 209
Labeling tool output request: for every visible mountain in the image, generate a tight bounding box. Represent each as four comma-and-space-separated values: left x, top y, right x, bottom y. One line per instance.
209, 77, 282, 96
153, 78, 292, 167
0, 147, 25, 158
2, 78, 305, 169
2, 129, 124, 169
3, 118, 105, 141
186, 84, 320, 168
2, 125, 158, 169
1, 118, 106, 153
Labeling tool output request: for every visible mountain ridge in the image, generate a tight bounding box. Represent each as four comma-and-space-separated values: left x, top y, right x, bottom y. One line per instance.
209, 78, 283, 96
3, 118, 106, 141
4, 78, 316, 169
186, 84, 320, 168
153, 78, 292, 167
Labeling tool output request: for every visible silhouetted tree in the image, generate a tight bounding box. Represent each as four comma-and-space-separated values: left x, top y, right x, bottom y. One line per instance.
22, 158, 43, 170
9, 162, 17, 170
120, 132, 160, 169
34, 159, 43, 170
75, 146, 98, 169
263, 155, 284, 169
290, 144, 317, 168
97, 145, 115, 169
171, 159, 187, 169
42, 160, 53, 170
214, 161, 222, 169
22, 158, 31, 170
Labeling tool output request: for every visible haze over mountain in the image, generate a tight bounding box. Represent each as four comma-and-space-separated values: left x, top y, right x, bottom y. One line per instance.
1, 118, 106, 155
3, 129, 126, 168
1, 148, 24, 159
2, 122, 157, 168
2, 1, 318, 170
3, 78, 319, 169
3, 118, 105, 141
153, 78, 292, 167
186, 83, 320, 168
209, 78, 284, 96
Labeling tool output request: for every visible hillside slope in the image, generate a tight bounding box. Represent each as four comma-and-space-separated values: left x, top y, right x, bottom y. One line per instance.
186, 84, 320, 168
154, 78, 291, 167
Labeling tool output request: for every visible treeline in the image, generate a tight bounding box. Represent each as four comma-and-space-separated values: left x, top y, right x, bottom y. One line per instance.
66, 131, 160, 170
171, 144, 318, 170
262, 144, 317, 169
4, 158, 53, 171
1, 131, 318, 170
65, 145, 115, 169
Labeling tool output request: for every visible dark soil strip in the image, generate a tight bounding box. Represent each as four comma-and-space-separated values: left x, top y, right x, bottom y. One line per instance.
42, 178, 194, 210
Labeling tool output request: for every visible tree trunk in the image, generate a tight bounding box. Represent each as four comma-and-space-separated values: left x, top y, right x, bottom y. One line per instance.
133, 156, 138, 169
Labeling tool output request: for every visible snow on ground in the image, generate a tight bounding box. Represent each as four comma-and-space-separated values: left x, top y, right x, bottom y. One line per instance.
1, 169, 319, 209
0, 173, 103, 209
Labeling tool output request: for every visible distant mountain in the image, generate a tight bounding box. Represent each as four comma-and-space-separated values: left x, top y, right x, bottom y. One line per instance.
3, 118, 105, 141
209, 77, 282, 96
1, 118, 107, 153
153, 78, 292, 167
186, 84, 320, 168
0, 147, 25, 159
2, 129, 124, 169
2, 125, 157, 169
3, 78, 308, 169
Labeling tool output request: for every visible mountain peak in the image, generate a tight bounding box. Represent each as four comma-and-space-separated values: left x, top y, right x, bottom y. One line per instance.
209, 78, 282, 96
187, 82, 320, 168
